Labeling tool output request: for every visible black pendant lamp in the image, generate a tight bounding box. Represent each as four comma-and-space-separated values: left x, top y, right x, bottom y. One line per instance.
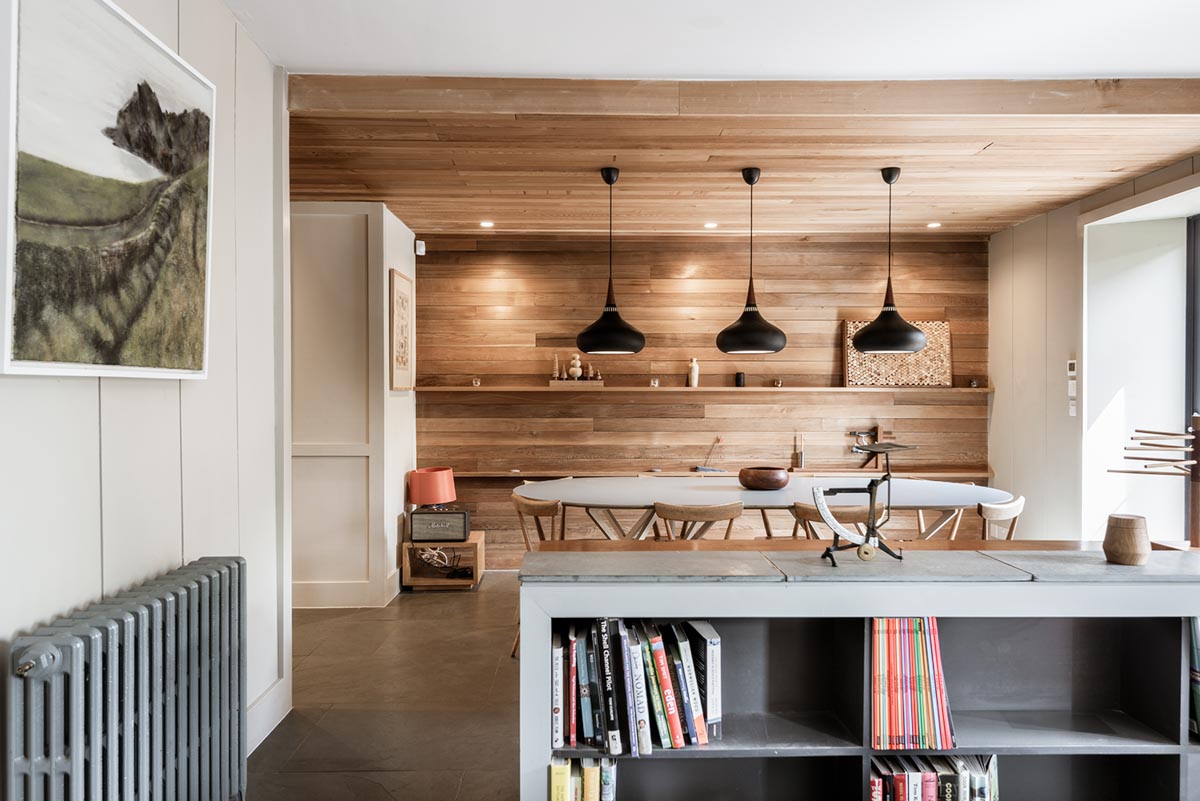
852, 167, 927, 354
716, 167, 787, 354
577, 167, 645, 355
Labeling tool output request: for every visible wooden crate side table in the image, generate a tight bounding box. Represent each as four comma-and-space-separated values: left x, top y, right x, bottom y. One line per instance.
402, 531, 485, 590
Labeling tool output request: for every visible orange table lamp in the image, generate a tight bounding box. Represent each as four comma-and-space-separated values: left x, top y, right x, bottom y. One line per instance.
409, 467, 456, 508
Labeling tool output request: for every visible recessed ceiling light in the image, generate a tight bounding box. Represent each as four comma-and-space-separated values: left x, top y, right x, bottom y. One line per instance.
926, 222, 942, 229
480, 221, 494, 228
704, 222, 719, 229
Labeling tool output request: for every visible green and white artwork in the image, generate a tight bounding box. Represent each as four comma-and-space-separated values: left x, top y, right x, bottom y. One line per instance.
2, 0, 215, 377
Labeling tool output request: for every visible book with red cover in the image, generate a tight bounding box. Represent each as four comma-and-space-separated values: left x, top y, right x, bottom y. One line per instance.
568, 625, 578, 747
646, 623, 686, 748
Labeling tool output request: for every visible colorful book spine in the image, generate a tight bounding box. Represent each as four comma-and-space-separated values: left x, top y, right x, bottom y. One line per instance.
930, 617, 956, 748
616, 621, 639, 758
598, 759, 617, 801
576, 633, 595, 746
670, 652, 697, 744
638, 626, 672, 749
869, 775, 884, 801
568, 625, 578, 747
581, 759, 599, 801
647, 625, 686, 748
586, 626, 605, 745
597, 619, 623, 755
550, 757, 570, 801
626, 626, 653, 755
670, 624, 708, 745
685, 620, 722, 740
1190, 618, 1200, 735
552, 632, 565, 748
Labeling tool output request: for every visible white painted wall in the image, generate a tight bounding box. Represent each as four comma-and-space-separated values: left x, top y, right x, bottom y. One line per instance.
1082, 220, 1187, 540
0, 0, 291, 753
989, 156, 1199, 540
291, 202, 415, 608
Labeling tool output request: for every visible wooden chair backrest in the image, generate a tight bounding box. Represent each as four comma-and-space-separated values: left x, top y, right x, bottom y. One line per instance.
978, 495, 1025, 540
789, 502, 873, 540
652, 501, 744, 540
511, 493, 563, 550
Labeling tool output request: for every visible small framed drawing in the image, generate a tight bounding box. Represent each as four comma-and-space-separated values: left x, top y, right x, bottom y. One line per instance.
390, 270, 415, 391
2, 0, 216, 378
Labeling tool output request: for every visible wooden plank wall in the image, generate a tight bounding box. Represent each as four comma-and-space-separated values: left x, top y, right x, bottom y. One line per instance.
414, 235, 990, 566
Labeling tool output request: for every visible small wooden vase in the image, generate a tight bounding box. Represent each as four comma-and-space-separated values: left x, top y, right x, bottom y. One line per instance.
1103, 514, 1150, 566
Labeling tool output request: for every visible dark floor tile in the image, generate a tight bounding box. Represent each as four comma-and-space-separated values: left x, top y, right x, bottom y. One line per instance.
456, 769, 519, 801
248, 705, 330, 773
283, 704, 518, 772
248, 771, 418, 801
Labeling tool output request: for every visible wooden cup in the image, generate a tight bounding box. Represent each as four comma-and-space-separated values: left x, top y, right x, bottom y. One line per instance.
1103, 514, 1150, 566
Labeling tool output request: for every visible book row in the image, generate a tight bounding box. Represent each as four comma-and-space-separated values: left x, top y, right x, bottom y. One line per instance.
871, 755, 998, 801
551, 619, 722, 755
872, 617, 956, 750
549, 757, 616, 801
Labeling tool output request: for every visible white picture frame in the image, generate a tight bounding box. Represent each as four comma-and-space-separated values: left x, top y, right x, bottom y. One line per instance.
0, 0, 216, 378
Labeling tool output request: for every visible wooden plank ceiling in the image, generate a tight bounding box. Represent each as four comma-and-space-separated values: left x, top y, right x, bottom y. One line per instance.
289, 76, 1200, 235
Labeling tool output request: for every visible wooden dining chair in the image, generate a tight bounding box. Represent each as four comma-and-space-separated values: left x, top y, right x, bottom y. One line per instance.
788, 503, 874, 540
652, 501, 744, 541
977, 496, 1026, 540
520, 478, 570, 540
510, 492, 565, 658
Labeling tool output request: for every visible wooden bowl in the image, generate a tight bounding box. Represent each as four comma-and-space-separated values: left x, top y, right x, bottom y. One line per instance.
738, 466, 790, 491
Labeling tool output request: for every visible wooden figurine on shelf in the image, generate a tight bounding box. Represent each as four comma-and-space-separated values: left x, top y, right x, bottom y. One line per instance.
568, 354, 583, 380
687, 358, 700, 387
552, 353, 559, 380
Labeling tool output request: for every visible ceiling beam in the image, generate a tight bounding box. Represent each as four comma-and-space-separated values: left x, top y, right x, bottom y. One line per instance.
290, 75, 1200, 117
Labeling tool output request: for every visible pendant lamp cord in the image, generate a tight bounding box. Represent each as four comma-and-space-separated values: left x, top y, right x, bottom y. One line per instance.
887, 179, 893, 283
608, 180, 614, 282
749, 180, 754, 283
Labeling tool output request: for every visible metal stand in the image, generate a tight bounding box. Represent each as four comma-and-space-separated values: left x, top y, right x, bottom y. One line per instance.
817, 445, 911, 567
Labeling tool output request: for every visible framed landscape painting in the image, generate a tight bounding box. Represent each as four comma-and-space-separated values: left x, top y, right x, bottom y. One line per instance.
1, 0, 216, 377
390, 270, 414, 391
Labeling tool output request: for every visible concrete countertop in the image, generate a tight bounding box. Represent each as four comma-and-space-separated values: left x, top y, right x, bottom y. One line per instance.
518, 548, 1200, 583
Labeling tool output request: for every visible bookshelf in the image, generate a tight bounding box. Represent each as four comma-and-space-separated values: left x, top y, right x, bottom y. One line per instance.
518, 550, 1200, 801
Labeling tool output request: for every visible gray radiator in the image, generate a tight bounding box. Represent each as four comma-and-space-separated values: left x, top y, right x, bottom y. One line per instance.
6, 557, 246, 801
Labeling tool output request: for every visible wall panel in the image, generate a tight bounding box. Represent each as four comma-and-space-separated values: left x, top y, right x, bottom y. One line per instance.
415, 235, 990, 565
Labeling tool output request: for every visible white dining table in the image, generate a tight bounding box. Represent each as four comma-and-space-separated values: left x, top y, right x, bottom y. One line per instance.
513, 475, 1013, 541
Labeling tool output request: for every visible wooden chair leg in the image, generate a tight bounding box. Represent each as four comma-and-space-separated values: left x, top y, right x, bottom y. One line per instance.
949, 509, 964, 540
790, 519, 801, 539
759, 509, 774, 538
510, 627, 520, 659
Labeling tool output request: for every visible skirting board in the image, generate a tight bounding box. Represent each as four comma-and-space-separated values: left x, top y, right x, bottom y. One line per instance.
247, 674, 292, 754
292, 579, 373, 608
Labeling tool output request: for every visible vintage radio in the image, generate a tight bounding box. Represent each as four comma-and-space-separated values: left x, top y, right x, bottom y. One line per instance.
408, 508, 471, 542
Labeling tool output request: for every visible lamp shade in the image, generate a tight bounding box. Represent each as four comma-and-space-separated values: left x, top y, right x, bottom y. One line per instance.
409, 467, 456, 506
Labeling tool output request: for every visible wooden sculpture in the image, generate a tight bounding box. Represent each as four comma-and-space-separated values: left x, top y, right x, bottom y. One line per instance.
1107, 413, 1199, 548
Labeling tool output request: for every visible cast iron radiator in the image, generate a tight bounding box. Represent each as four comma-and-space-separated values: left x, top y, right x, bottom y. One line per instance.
6, 556, 247, 801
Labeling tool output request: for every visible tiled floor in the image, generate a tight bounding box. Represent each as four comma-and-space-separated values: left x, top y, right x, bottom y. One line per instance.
249, 572, 521, 801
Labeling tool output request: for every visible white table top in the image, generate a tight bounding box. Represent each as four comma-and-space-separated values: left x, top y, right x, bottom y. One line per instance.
513, 475, 1011, 511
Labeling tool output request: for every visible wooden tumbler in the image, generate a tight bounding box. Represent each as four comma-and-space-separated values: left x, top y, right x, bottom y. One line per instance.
1103, 514, 1150, 566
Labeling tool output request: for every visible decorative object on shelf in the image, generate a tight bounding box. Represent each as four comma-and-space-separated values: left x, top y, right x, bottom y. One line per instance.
391, 270, 416, 390
577, 167, 645, 354
3, 0, 217, 378
560, 364, 568, 380
687, 357, 700, 387
773, 378, 784, 388
1103, 514, 1151, 566
471, 376, 481, 387
1107, 416, 1199, 548
852, 167, 927, 355
735, 371, 746, 387
716, 167, 786, 354
815, 441, 915, 566
844, 319, 951, 386
969, 378, 979, 388
568, 353, 583, 379
791, 433, 806, 469
649, 377, 659, 388
737, 466, 789, 491
552, 353, 559, 379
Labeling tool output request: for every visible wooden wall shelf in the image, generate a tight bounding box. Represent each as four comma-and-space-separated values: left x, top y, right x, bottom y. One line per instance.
417, 386, 994, 394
